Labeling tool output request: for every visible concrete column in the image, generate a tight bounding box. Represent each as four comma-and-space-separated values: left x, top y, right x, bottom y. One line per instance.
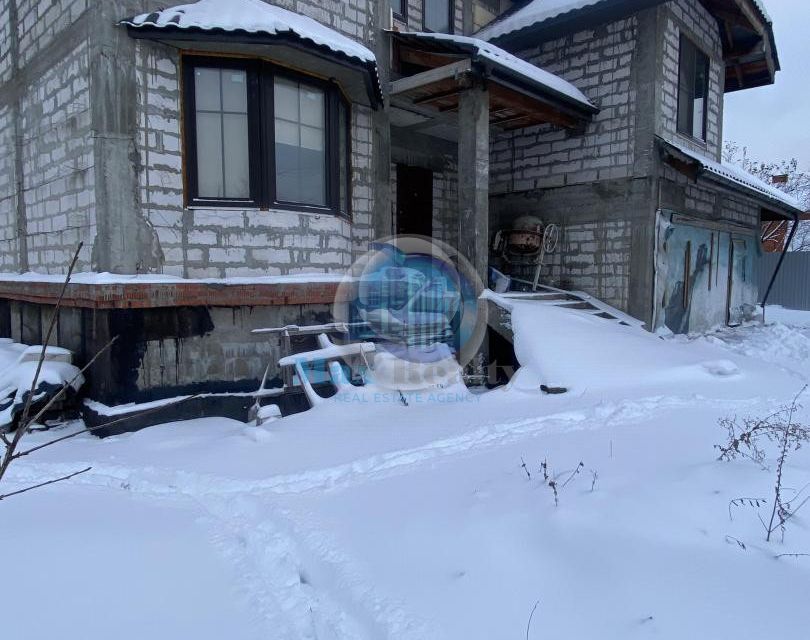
9, 0, 28, 272
457, 84, 490, 288
90, 0, 161, 274
371, 0, 393, 242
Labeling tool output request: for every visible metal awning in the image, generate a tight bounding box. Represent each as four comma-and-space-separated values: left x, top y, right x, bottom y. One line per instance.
120, 0, 382, 107
389, 31, 598, 133
657, 136, 802, 219
478, 0, 780, 93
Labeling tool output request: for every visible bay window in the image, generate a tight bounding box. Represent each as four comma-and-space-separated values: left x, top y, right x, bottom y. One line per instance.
183, 57, 351, 216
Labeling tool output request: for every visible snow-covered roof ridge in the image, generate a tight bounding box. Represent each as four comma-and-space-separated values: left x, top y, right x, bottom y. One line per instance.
477, 0, 774, 42
476, 0, 609, 42
399, 31, 595, 111
121, 0, 376, 64
660, 136, 801, 212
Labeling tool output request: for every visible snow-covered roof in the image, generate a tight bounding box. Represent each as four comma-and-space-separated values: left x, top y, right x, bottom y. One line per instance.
478, 0, 774, 43
396, 32, 596, 112
660, 137, 801, 213
121, 0, 376, 65
477, 0, 612, 41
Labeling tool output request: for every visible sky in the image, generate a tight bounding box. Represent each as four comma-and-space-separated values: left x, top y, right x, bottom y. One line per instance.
723, 0, 810, 168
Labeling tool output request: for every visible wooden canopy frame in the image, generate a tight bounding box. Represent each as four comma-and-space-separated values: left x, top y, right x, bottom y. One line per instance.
389, 33, 597, 132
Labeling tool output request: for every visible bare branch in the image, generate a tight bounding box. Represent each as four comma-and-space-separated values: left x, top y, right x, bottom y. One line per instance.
15, 243, 82, 438
0, 466, 91, 501
525, 600, 541, 640
20, 336, 118, 433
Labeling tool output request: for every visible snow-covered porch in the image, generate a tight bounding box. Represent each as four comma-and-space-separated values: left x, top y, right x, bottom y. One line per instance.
386, 32, 598, 285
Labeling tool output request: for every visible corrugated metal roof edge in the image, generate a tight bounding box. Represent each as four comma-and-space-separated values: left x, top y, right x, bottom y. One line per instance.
657, 136, 802, 217
120, 22, 384, 108
479, 0, 665, 46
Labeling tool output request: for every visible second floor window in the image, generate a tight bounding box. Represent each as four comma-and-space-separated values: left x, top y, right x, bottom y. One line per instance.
677, 35, 710, 141
424, 0, 452, 33
183, 57, 351, 216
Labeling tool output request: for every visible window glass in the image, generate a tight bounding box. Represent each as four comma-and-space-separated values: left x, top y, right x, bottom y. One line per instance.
194, 68, 250, 198
186, 59, 350, 213
274, 77, 326, 206
425, 0, 451, 32
677, 37, 710, 141
692, 54, 708, 139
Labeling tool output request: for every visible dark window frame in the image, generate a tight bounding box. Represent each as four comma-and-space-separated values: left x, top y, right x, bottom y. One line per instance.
422, 0, 454, 33
392, 0, 407, 22
676, 34, 710, 142
182, 55, 352, 218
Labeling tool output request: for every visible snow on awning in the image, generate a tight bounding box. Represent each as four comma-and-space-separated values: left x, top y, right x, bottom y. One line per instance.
477, 0, 779, 91
658, 136, 802, 215
476, 0, 652, 42
121, 0, 382, 105
392, 31, 597, 117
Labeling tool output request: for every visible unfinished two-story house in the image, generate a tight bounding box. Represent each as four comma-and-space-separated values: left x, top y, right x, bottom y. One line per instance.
0, 0, 801, 416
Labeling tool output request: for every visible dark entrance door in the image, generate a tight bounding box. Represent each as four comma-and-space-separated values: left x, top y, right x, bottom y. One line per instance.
396, 164, 433, 237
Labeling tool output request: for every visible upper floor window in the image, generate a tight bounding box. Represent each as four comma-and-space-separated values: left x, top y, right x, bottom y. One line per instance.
677, 35, 710, 141
424, 0, 453, 33
183, 57, 351, 216
392, 0, 406, 20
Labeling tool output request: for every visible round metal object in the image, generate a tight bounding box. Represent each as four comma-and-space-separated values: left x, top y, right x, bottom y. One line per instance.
543, 223, 560, 254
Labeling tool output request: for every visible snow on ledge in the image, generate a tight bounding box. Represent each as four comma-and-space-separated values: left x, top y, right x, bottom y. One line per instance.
476, 0, 608, 42
121, 0, 376, 65
661, 137, 802, 212
0, 272, 349, 286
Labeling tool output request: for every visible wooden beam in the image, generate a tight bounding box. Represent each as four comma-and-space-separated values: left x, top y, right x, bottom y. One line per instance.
489, 83, 579, 128
389, 59, 472, 96
491, 113, 534, 128
413, 87, 465, 105
397, 47, 467, 69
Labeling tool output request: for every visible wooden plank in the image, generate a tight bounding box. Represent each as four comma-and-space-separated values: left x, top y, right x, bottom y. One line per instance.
389, 59, 472, 96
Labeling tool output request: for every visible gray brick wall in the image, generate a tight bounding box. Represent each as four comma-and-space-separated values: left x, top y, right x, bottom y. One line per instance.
0, 104, 17, 270
490, 16, 638, 194
661, 164, 760, 229
18, 38, 95, 272
0, 0, 11, 84
267, 0, 377, 44
134, 37, 375, 278
556, 220, 631, 310
660, 0, 724, 161
15, 0, 89, 68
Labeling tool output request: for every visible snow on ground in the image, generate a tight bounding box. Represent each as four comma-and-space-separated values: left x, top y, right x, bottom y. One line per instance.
3, 306, 810, 639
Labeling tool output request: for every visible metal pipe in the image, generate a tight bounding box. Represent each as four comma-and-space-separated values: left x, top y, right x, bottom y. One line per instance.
761, 212, 800, 314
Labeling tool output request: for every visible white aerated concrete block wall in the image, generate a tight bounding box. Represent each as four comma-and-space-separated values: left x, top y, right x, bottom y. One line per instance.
660, 0, 724, 161
491, 16, 639, 194
19, 38, 95, 272
134, 38, 375, 278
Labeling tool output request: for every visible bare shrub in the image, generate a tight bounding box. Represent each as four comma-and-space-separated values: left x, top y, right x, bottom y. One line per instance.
717, 387, 810, 542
